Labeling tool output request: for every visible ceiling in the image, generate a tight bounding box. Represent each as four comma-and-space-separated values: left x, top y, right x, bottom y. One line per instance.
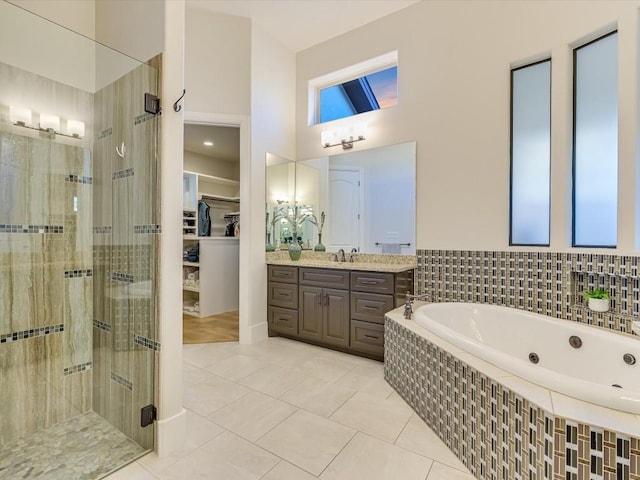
186, 0, 422, 52
184, 124, 240, 162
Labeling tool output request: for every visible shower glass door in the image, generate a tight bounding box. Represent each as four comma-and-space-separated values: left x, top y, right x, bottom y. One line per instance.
0, 1, 160, 477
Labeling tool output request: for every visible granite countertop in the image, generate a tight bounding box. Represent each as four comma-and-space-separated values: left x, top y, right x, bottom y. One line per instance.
266, 251, 416, 273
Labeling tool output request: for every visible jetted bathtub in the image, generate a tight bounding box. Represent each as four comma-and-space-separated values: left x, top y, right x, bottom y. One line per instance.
413, 302, 640, 414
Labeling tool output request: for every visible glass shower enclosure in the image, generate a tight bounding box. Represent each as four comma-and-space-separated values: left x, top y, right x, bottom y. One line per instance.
0, 2, 160, 478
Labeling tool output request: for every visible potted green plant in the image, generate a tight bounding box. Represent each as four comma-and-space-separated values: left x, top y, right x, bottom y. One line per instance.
583, 287, 610, 313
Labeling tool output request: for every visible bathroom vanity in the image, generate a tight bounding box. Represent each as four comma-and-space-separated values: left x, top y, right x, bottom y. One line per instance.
266, 256, 414, 360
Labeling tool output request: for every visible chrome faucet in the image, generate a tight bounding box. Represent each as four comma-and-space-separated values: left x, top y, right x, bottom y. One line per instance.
403, 292, 436, 320
337, 249, 346, 262
349, 248, 358, 262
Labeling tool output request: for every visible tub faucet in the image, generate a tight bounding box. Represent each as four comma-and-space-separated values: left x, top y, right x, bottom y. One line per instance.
403, 292, 436, 320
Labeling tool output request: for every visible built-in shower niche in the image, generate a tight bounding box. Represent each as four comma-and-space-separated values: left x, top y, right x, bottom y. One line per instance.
570, 267, 640, 335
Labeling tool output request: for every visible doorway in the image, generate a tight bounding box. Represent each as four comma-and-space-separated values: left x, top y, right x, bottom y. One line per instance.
182, 122, 241, 343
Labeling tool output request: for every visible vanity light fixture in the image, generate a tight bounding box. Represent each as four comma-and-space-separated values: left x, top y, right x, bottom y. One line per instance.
9, 106, 32, 126
8, 105, 84, 139
321, 124, 367, 150
67, 120, 85, 138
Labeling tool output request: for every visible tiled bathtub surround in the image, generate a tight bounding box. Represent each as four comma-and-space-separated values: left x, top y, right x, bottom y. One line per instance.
416, 250, 640, 336
384, 315, 640, 480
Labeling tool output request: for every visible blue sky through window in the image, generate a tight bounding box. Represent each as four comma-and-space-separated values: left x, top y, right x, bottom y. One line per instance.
318, 66, 398, 123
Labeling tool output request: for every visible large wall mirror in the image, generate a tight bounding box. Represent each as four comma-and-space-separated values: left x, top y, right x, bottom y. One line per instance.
265, 142, 416, 254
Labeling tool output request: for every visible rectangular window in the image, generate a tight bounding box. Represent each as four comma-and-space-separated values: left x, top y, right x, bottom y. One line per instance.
573, 32, 618, 247
317, 65, 397, 124
510, 59, 551, 246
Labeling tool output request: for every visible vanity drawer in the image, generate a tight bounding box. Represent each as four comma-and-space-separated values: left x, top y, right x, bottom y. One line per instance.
351, 292, 394, 324
268, 265, 298, 284
268, 306, 298, 336
268, 282, 298, 309
299, 268, 350, 289
350, 320, 384, 356
351, 272, 394, 294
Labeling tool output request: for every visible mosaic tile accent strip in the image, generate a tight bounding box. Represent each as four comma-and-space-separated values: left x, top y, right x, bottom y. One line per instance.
96, 127, 113, 140
0, 324, 64, 344
64, 269, 93, 278
64, 174, 93, 184
112, 168, 134, 180
93, 319, 112, 332
134, 224, 162, 234
63, 361, 92, 376
384, 316, 640, 480
416, 250, 640, 337
111, 272, 134, 283
0, 224, 63, 234
110, 372, 133, 391
0, 411, 146, 480
134, 112, 155, 125
133, 334, 161, 351
93, 225, 112, 234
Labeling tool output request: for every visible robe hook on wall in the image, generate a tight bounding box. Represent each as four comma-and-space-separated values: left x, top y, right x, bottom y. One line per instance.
173, 89, 186, 112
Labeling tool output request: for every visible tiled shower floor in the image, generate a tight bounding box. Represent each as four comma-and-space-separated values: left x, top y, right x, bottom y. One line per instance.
0, 411, 147, 479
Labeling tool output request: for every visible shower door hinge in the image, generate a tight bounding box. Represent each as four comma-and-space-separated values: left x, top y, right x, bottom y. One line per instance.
140, 404, 157, 427
144, 93, 161, 115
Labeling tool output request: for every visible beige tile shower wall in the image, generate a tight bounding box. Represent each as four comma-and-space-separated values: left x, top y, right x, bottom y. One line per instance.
417, 250, 640, 338
91, 59, 159, 451
0, 58, 94, 445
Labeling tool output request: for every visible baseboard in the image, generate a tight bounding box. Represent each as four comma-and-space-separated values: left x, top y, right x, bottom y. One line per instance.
155, 407, 187, 457
240, 321, 268, 344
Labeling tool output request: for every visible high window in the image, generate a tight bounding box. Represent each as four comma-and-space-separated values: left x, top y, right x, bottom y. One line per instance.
510, 59, 551, 246
572, 32, 618, 248
318, 66, 398, 124
309, 51, 398, 126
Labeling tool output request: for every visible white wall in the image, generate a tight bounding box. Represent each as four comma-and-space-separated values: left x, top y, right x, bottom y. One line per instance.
95, 0, 164, 62
296, 0, 640, 254
184, 150, 238, 180
1, 0, 96, 92
185, 8, 251, 115
248, 23, 296, 339
8, 0, 95, 38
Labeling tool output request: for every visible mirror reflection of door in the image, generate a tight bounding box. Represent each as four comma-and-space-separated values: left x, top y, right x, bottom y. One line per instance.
328, 168, 362, 252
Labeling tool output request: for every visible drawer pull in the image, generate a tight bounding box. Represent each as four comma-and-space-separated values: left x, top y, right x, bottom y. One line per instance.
274, 272, 287, 277
363, 334, 379, 340
360, 280, 380, 285
278, 293, 289, 297
362, 305, 378, 310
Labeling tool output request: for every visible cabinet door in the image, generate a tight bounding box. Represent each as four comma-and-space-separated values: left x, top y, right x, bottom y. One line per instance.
299, 286, 323, 342
323, 288, 350, 348
268, 306, 298, 337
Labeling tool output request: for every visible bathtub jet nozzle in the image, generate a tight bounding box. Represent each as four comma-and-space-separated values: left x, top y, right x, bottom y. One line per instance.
623, 353, 636, 365
569, 336, 582, 349
528, 353, 539, 364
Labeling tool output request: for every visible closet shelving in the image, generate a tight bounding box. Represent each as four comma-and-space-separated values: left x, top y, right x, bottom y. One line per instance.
182, 170, 240, 317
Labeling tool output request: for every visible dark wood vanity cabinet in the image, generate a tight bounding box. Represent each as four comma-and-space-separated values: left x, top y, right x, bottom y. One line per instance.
267, 264, 413, 360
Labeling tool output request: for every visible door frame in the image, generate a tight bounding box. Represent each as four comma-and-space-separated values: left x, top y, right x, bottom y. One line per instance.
184, 111, 251, 343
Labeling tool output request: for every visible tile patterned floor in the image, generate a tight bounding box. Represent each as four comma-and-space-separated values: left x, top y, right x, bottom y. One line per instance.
0, 411, 146, 480
106, 337, 475, 480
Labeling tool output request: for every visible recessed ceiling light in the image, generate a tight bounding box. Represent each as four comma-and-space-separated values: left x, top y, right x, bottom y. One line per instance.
203, 141, 214, 146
